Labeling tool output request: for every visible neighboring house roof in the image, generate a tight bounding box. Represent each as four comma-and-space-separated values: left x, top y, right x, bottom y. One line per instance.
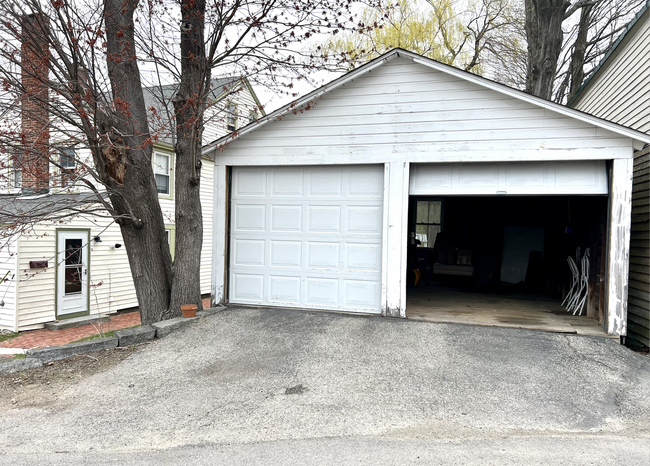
144, 77, 264, 146
206, 48, 650, 154
567, 0, 649, 108
0, 193, 104, 222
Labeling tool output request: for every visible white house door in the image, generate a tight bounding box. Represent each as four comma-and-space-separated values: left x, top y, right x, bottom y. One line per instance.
229, 165, 384, 314
57, 230, 89, 318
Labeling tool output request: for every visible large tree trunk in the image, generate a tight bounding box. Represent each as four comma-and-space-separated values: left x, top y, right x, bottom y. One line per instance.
169, 0, 207, 312
569, 4, 593, 98
103, 0, 176, 324
524, 0, 567, 99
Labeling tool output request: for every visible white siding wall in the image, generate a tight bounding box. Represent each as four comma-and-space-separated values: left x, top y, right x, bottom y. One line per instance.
0, 238, 18, 330
15, 217, 136, 330
13, 157, 214, 330
214, 57, 633, 166
572, 15, 650, 134
202, 84, 261, 146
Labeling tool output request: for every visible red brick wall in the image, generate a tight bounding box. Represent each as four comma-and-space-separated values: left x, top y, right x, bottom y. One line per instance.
20, 14, 50, 191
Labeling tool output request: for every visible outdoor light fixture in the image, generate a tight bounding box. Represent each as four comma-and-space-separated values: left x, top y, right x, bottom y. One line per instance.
93, 236, 102, 243
114, 243, 122, 249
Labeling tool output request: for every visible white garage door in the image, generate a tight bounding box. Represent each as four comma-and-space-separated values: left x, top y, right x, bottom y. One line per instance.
229, 165, 384, 314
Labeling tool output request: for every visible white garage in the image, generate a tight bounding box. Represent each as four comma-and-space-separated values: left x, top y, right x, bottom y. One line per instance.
229, 165, 384, 313
207, 48, 650, 337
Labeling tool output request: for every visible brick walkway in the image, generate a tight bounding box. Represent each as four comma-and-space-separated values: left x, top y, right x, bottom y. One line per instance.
0, 297, 211, 352
0, 312, 142, 351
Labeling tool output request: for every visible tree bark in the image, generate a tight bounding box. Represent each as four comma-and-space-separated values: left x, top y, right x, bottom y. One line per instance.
524, 0, 567, 99
103, 0, 176, 324
169, 0, 207, 313
569, 4, 593, 98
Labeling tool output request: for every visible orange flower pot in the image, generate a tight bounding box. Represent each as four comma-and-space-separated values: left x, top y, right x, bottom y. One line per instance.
181, 304, 197, 318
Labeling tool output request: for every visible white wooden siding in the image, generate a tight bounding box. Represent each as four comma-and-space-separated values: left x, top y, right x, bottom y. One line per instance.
202, 84, 261, 146
214, 58, 634, 166
572, 15, 650, 134
12, 157, 214, 330
0, 238, 18, 330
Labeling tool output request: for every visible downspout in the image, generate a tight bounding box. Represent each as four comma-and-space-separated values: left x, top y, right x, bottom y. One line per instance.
13, 239, 20, 332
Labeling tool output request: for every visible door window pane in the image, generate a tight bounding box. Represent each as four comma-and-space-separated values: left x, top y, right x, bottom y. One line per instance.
64, 266, 82, 294
64, 238, 83, 294
65, 239, 82, 265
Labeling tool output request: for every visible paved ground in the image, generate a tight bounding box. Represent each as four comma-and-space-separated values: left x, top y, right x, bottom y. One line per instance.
0, 307, 648, 465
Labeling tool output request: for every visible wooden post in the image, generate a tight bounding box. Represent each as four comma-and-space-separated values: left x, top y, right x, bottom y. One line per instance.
605, 157, 634, 335
382, 162, 410, 318
211, 164, 228, 306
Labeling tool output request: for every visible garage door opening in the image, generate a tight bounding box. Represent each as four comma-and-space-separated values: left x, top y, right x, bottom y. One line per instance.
405, 195, 612, 335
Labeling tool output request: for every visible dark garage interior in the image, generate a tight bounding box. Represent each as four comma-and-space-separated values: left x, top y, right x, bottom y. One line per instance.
406, 195, 612, 335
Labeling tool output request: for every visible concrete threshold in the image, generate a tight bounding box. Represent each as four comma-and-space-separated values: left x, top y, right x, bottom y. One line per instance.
44, 315, 110, 331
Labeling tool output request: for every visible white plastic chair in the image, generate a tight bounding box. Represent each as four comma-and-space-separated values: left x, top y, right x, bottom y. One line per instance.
572, 248, 590, 316
562, 256, 579, 308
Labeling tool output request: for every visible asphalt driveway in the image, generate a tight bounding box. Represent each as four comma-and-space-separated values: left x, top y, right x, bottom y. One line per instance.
1, 307, 649, 464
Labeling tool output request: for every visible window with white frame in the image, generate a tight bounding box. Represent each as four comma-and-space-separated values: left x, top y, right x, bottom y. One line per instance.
59, 147, 76, 169
226, 103, 237, 132
153, 152, 171, 195
12, 151, 22, 188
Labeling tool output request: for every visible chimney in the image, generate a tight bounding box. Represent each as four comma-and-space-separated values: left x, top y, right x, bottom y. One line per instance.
20, 14, 50, 194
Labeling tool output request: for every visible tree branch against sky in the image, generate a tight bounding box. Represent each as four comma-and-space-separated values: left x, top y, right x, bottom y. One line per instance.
314, 0, 526, 78
0, 0, 383, 325
524, 0, 646, 102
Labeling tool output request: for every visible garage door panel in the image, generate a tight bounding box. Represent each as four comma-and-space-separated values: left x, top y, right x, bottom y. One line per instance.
410, 161, 608, 195
347, 205, 383, 234
307, 241, 340, 269
230, 165, 383, 314
458, 164, 498, 189
232, 239, 265, 266
234, 204, 266, 231
271, 168, 304, 196
269, 276, 301, 304
306, 277, 339, 306
235, 169, 267, 196
348, 168, 384, 197
270, 240, 302, 268
308, 168, 343, 196
346, 243, 382, 272
271, 205, 303, 231
231, 273, 265, 301
308, 206, 341, 232
344, 280, 381, 308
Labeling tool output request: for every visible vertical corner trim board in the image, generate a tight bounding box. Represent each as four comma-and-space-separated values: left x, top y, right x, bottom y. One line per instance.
383, 162, 410, 318
211, 164, 228, 306
606, 157, 634, 335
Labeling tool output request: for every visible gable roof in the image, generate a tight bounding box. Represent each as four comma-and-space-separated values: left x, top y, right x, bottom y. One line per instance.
568, 0, 649, 107
205, 48, 650, 155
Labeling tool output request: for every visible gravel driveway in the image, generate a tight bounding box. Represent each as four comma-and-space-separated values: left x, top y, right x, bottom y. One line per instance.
1, 307, 649, 464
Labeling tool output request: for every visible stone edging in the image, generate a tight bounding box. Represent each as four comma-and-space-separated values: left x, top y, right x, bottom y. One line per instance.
0, 305, 226, 375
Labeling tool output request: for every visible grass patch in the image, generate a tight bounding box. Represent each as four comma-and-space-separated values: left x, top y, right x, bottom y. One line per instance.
70, 325, 140, 344
0, 332, 19, 343
13, 353, 25, 359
